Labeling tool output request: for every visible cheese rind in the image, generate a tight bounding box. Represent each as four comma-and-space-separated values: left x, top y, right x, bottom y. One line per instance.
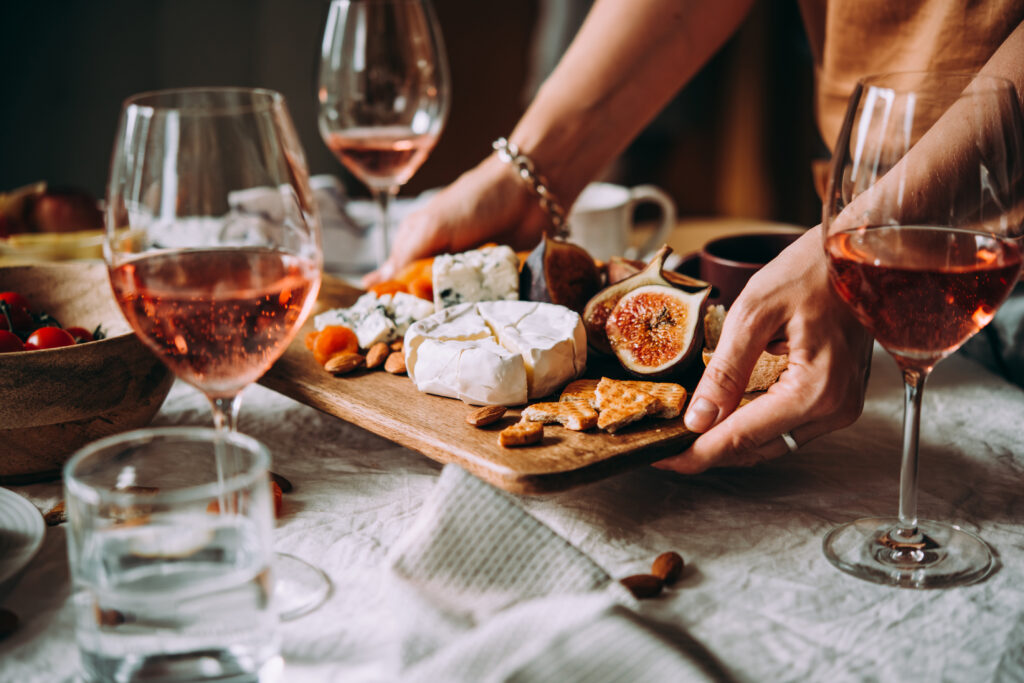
405, 300, 587, 406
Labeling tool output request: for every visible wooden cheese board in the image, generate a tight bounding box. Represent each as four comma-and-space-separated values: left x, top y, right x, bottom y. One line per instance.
258, 276, 700, 495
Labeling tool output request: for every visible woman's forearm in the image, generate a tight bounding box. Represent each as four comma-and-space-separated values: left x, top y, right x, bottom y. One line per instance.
507, 0, 755, 205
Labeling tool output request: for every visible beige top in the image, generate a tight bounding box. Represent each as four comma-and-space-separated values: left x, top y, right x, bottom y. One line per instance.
798, 0, 1023, 151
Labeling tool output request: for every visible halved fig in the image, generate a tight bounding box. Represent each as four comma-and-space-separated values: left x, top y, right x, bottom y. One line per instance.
605, 284, 709, 378
519, 236, 602, 314
582, 245, 709, 355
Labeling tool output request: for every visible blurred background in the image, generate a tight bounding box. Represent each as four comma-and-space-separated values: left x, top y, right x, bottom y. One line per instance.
0, 0, 824, 227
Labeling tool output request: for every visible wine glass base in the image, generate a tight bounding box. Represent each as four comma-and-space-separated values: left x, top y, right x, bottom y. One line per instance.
274, 552, 332, 621
823, 517, 994, 589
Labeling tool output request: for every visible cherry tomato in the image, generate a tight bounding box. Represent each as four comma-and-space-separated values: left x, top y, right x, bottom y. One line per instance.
0, 292, 33, 330
0, 330, 25, 352
64, 326, 94, 343
24, 326, 75, 350
270, 481, 283, 518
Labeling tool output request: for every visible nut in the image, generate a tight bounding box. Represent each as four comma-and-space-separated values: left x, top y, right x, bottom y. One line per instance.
0, 609, 19, 640
44, 500, 67, 526
325, 352, 364, 375
466, 405, 507, 427
651, 551, 684, 585
365, 342, 390, 369
93, 604, 126, 627
384, 351, 407, 374
619, 574, 664, 599
269, 471, 293, 493
390, 339, 404, 352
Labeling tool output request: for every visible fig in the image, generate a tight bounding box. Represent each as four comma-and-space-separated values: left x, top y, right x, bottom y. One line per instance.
605, 283, 709, 378
519, 235, 602, 314
582, 245, 709, 355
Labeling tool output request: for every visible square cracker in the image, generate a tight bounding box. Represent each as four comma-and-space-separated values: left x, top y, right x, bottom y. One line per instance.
594, 378, 659, 433
522, 401, 599, 431
559, 378, 599, 407
617, 380, 687, 419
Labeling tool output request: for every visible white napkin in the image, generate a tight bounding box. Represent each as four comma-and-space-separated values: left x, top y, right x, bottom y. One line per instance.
311, 175, 438, 277
386, 464, 726, 682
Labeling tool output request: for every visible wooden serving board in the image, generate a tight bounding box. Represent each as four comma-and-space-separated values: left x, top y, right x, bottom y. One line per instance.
259, 277, 699, 495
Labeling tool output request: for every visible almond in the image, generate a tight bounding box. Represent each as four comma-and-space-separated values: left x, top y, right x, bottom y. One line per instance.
466, 405, 507, 427
325, 352, 364, 375
384, 351, 407, 374
269, 471, 293, 493
651, 551, 684, 585
365, 342, 390, 369
390, 339, 404, 352
44, 500, 67, 526
619, 573, 664, 599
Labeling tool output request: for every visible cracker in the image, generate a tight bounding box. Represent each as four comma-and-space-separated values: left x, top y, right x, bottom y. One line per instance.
498, 420, 544, 447
522, 401, 599, 431
559, 378, 599, 407
594, 378, 659, 433
618, 380, 687, 419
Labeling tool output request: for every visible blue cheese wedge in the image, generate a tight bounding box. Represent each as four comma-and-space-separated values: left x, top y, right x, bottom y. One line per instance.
404, 300, 587, 406
314, 291, 434, 349
432, 245, 520, 312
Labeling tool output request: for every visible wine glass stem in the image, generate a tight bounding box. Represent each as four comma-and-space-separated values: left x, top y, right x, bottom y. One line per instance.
209, 393, 243, 432
372, 186, 399, 268
895, 367, 929, 541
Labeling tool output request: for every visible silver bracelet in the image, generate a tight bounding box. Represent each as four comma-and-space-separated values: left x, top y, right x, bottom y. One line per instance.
492, 137, 569, 239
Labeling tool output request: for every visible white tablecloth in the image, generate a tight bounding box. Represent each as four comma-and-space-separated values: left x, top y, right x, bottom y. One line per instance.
3, 345, 1024, 682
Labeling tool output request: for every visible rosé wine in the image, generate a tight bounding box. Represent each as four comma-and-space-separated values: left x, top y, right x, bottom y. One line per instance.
110, 248, 320, 397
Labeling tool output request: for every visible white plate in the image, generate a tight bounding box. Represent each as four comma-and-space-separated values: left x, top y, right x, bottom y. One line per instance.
0, 487, 45, 585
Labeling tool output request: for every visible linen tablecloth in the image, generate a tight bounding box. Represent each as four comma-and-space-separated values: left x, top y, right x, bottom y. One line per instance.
2, 344, 1024, 682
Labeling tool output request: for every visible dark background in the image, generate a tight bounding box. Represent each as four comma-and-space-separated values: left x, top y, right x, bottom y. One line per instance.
0, 0, 823, 226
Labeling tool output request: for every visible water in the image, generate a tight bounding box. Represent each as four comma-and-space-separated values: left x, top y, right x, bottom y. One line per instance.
72, 514, 279, 682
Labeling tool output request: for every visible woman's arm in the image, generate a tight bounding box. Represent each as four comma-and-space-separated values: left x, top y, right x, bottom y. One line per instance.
365, 0, 754, 282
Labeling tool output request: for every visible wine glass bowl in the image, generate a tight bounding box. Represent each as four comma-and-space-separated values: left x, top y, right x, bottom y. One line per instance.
105, 87, 322, 421
317, 0, 450, 267
821, 72, 1024, 588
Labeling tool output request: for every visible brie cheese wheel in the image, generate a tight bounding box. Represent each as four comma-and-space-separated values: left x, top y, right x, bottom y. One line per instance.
405, 300, 587, 406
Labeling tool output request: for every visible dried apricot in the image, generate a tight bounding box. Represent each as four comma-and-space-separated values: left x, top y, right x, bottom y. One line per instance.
305, 330, 320, 350
368, 280, 409, 297
408, 276, 433, 302
313, 325, 359, 365
395, 256, 434, 284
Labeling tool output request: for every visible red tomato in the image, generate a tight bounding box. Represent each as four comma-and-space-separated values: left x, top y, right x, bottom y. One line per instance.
0, 292, 33, 330
64, 326, 94, 343
0, 330, 25, 352
24, 326, 75, 350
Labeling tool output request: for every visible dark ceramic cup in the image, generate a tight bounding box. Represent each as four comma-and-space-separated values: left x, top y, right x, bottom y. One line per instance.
678, 231, 804, 308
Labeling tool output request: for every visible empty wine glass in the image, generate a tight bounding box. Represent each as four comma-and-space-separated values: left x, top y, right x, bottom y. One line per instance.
104, 87, 330, 618
317, 0, 451, 269
821, 72, 1024, 588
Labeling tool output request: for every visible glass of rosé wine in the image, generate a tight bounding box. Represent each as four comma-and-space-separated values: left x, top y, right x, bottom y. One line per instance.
317, 0, 450, 269
104, 87, 330, 618
822, 72, 1024, 588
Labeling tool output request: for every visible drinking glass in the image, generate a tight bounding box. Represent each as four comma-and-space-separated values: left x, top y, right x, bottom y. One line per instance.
65, 427, 282, 682
317, 0, 450, 268
822, 72, 1024, 588
104, 87, 330, 617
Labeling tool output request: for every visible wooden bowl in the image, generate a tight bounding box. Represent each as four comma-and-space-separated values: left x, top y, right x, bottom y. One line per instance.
0, 262, 174, 483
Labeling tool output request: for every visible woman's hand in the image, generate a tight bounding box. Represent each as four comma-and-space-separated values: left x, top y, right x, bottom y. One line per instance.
654, 227, 873, 473
363, 156, 551, 286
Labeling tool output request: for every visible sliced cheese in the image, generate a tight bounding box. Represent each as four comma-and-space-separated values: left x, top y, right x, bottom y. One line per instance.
405, 300, 587, 406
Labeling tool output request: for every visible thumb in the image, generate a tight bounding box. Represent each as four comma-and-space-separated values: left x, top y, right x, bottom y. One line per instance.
684, 306, 775, 433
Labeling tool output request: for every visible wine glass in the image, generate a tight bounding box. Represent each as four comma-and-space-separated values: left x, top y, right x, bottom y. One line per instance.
317, 0, 451, 269
104, 87, 331, 618
821, 72, 1024, 588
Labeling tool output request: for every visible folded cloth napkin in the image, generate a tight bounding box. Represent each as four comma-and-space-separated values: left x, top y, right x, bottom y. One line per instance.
387, 464, 729, 682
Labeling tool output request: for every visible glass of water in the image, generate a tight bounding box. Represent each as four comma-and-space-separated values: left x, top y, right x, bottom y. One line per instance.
64, 427, 281, 682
